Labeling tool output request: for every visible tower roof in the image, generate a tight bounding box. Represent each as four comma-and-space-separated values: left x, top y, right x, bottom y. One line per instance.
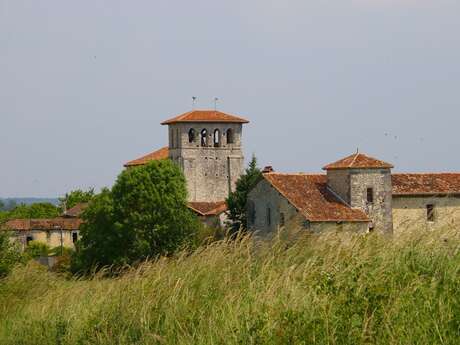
161, 110, 249, 125
323, 153, 393, 170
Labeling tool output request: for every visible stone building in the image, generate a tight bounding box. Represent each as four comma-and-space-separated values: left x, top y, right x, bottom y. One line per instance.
2, 203, 86, 251
125, 110, 249, 226
248, 153, 460, 235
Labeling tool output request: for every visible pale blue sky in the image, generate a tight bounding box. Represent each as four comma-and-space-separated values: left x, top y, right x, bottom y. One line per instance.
1, 0, 459, 197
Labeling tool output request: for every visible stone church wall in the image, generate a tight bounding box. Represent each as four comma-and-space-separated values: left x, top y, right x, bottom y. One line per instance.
392, 195, 460, 234
349, 169, 393, 233
248, 179, 368, 236
169, 122, 244, 202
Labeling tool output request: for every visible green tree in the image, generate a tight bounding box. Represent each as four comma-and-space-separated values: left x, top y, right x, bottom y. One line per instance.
0, 203, 60, 223
73, 160, 200, 272
0, 231, 22, 278
7, 203, 60, 220
226, 155, 262, 233
60, 189, 95, 210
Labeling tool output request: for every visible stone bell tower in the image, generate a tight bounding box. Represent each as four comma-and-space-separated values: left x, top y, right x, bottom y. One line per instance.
161, 110, 249, 203
323, 152, 394, 233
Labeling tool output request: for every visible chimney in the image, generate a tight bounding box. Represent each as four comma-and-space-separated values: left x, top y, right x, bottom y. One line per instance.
262, 166, 274, 174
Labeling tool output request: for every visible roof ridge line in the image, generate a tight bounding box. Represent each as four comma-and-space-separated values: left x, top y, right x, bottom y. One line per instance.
349, 153, 360, 168
265, 172, 325, 176
392, 172, 460, 175
325, 186, 353, 208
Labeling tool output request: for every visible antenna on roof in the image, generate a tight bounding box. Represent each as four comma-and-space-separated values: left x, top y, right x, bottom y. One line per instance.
214, 97, 219, 111
192, 96, 197, 109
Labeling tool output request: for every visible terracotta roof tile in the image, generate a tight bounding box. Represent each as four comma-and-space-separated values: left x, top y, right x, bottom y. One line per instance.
64, 203, 88, 218
263, 173, 369, 222
161, 110, 249, 125
124, 147, 169, 167
323, 153, 393, 170
3, 218, 83, 231
188, 201, 228, 216
392, 173, 460, 195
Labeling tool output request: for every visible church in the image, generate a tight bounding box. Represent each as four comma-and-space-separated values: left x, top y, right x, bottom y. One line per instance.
247, 153, 460, 235
125, 109, 249, 228
126, 109, 460, 235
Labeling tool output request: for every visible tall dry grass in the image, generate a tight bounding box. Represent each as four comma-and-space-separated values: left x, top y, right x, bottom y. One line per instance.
0, 228, 459, 345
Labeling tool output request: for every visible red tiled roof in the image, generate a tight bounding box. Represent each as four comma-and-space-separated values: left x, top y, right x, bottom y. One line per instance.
188, 201, 228, 216
323, 153, 393, 170
263, 173, 369, 222
161, 110, 249, 125
124, 147, 169, 167
3, 218, 83, 231
392, 173, 460, 196
64, 203, 88, 218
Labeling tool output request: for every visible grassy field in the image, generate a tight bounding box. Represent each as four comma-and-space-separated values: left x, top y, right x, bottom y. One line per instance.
0, 229, 459, 345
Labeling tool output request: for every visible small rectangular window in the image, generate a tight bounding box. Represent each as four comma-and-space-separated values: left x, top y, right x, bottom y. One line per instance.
427, 204, 435, 222
280, 212, 285, 227
367, 188, 374, 204
302, 220, 311, 230
266, 207, 271, 226
26, 236, 33, 245
72, 232, 78, 244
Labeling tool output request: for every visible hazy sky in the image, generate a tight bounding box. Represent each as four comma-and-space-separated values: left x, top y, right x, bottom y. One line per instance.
1, 0, 460, 197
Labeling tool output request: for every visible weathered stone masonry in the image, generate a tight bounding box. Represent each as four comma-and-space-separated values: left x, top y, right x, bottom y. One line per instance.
167, 122, 244, 203
248, 153, 460, 235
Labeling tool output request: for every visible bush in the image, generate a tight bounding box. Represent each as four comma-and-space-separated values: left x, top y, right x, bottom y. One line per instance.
0, 231, 22, 278
24, 241, 51, 259
72, 160, 201, 272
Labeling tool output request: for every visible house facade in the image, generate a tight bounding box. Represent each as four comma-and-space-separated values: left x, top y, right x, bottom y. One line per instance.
125, 109, 249, 226
2, 203, 86, 251
248, 153, 460, 235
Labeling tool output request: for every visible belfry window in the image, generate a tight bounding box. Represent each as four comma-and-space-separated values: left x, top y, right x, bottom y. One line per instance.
266, 207, 272, 226
226, 129, 234, 144
188, 128, 196, 143
213, 129, 221, 147
201, 129, 208, 147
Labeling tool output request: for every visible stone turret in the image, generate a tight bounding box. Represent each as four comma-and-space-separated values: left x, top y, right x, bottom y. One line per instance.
161, 110, 249, 203
323, 153, 394, 233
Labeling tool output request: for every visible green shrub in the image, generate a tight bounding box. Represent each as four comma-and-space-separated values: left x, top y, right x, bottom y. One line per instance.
0, 231, 23, 278
24, 241, 50, 259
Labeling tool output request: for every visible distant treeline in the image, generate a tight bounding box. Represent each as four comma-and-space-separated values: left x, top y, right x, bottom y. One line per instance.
0, 198, 59, 211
